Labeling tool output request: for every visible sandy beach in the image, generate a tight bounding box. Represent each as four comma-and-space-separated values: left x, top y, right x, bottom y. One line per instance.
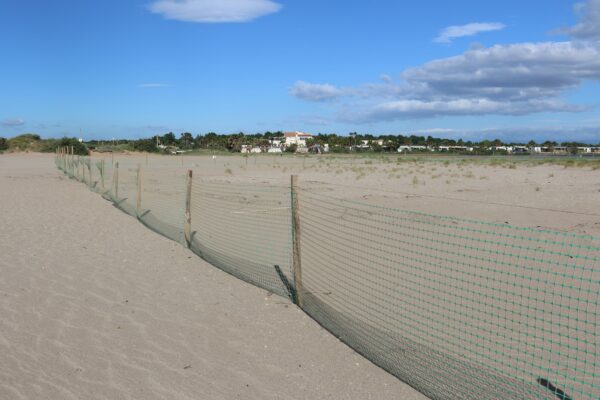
0, 153, 426, 400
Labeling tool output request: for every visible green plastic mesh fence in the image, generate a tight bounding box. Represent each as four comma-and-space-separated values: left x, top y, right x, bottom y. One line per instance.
299, 188, 599, 400
139, 167, 186, 244
189, 178, 294, 298
54, 153, 599, 400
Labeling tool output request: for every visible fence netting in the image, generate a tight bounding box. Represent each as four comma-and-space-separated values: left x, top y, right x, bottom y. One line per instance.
299, 188, 599, 399
56, 152, 599, 400
189, 178, 293, 298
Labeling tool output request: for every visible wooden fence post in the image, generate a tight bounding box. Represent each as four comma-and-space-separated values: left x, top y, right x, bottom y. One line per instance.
184, 170, 193, 248
291, 174, 304, 308
71, 146, 74, 176
136, 164, 142, 216
87, 157, 92, 188
100, 159, 105, 190
113, 162, 119, 201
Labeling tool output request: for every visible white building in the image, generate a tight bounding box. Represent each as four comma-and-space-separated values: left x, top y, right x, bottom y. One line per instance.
438, 146, 473, 152
397, 145, 431, 152
269, 137, 283, 147
284, 131, 313, 147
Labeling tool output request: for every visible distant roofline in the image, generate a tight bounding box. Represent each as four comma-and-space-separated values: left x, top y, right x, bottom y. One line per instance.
284, 131, 313, 137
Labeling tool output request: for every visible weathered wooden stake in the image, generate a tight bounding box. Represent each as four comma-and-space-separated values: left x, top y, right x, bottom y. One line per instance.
113, 162, 119, 200
100, 159, 105, 190
184, 169, 193, 248
136, 164, 142, 216
291, 174, 304, 308
87, 158, 92, 187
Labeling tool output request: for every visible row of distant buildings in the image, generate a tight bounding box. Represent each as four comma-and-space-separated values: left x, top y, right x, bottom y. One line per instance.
240, 131, 327, 154
239, 132, 600, 154
397, 145, 600, 154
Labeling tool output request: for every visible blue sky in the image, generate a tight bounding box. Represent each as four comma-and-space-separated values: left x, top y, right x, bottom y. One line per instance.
1, 0, 600, 142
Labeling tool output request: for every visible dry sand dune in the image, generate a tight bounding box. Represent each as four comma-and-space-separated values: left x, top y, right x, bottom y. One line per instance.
0, 153, 426, 400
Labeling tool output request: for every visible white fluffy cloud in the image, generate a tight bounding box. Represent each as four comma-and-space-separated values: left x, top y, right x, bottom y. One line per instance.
291, 0, 600, 123
148, 0, 282, 23
564, 0, 600, 39
292, 41, 600, 121
434, 22, 505, 43
402, 41, 600, 102
289, 81, 347, 102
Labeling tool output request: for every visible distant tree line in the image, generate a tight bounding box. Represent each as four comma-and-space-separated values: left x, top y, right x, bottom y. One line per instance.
1, 132, 598, 155
96, 131, 599, 154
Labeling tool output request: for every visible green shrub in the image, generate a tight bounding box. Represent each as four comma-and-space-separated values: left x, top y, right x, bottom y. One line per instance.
0, 137, 7, 151
7, 133, 41, 151
53, 137, 90, 155
132, 138, 159, 153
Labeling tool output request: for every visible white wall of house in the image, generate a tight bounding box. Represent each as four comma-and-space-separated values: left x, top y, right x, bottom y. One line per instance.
284, 132, 313, 147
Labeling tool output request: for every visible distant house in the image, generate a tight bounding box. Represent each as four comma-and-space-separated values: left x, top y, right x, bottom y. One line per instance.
512, 146, 529, 153
397, 145, 431, 152
269, 137, 284, 147
267, 147, 282, 153
250, 147, 262, 153
491, 146, 513, 153
438, 146, 473, 152
284, 131, 313, 148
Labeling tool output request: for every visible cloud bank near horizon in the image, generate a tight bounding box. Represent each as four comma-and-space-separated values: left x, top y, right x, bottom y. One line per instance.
290, 0, 600, 124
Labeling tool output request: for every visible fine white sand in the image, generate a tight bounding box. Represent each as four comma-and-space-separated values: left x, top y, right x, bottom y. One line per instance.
0, 153, 427, 400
